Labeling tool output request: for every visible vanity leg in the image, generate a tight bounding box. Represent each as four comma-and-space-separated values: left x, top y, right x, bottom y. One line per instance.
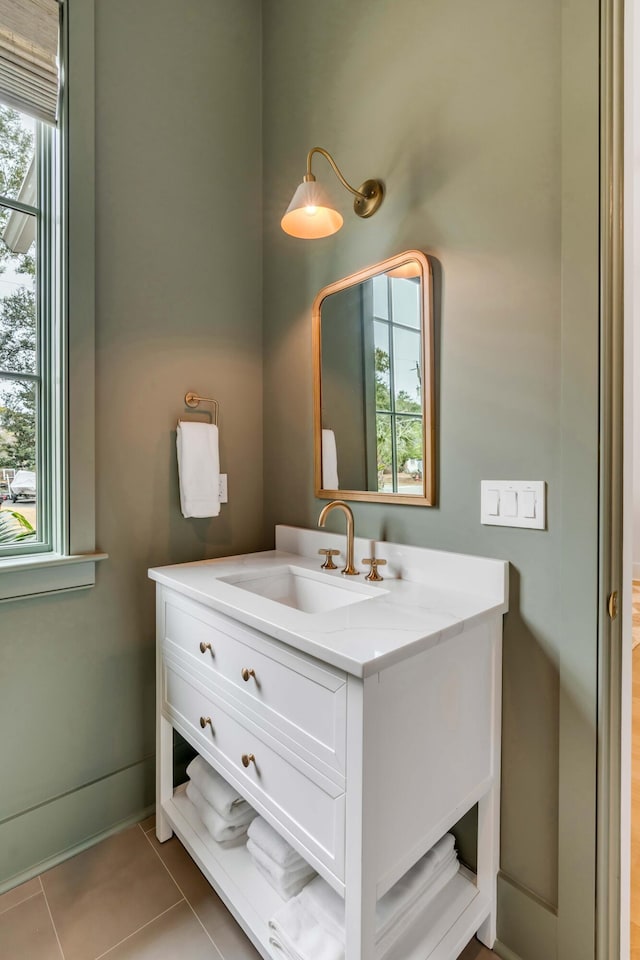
155, 591, 173, 842
476, 623, 502, 947
344, 674, 378, 959
156, 714, 174, 841
476, 781, 499, 946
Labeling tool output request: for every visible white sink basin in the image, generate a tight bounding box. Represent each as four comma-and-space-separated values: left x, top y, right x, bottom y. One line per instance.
219, 564, 385, 615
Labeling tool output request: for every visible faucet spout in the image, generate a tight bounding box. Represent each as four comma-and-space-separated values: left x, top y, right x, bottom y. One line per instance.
317, 500, 359, 576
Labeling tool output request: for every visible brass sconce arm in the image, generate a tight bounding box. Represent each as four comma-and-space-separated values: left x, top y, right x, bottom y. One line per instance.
305, 147, 366, 199
304, 146, 384, 219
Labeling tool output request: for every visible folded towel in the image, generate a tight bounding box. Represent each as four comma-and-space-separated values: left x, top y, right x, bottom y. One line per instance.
269, 834, 459, 960
253, 858, 315, 902
248, 816, 303, 870
302, 834, 457, 945
321, 429, 339, 489
269, 898, 343, 960
302, 852, 458, 955
176, 421, 220, 518
247, 838, 315, 899
186, 781, 256, 843
186, 756, 248, 823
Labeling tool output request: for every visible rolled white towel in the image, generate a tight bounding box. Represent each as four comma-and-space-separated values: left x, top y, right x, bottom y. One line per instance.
247, 816, 302, 869
247, 838, 315, 900
186, 756, 248, 823
186, 781, 256, 844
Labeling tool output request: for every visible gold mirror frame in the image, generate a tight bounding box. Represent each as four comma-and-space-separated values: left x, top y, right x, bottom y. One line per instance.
313, 250, 435, 506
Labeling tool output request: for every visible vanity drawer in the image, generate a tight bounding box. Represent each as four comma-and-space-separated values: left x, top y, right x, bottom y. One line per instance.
162, 657, 345, 880
162, 592, 347, 777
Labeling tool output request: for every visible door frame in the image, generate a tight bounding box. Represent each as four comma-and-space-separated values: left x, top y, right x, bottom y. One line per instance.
598, 0, 626, 957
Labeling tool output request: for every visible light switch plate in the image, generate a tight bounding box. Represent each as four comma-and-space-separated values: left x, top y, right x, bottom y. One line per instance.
481, 480, 545, 529
219, 474, 228, 503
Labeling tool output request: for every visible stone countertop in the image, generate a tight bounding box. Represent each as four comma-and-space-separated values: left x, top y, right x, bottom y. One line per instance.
149, 525, 508, 678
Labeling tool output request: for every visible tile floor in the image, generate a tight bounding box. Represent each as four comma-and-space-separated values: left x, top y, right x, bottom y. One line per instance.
0, 815, 498, 960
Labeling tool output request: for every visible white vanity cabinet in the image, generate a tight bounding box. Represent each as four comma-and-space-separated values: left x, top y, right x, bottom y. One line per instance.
152, 526, 507, 960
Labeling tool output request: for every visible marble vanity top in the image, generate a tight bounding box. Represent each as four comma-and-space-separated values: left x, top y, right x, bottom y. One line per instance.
149, 525, 509, 677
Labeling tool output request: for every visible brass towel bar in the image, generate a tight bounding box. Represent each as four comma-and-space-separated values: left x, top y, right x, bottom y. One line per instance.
177, 391, 219, 427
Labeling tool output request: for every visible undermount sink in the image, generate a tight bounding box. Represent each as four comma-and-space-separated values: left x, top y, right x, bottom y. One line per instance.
219, 564, 385, 614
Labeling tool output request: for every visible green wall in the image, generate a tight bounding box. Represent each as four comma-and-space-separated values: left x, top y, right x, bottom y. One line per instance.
0, 2, 603, 958
0, 0, 263, 888
261, 2, 600, 959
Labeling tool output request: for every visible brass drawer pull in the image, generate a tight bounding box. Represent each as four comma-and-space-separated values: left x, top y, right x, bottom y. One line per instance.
199, 642, 212, 654
241, 667, 256, 682
199, 716, 213, 729
241, 753, 256, 768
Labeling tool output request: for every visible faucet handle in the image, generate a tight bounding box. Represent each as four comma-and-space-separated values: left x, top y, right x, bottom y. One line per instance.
318, 548, 340, 570
362, 558, 387, 582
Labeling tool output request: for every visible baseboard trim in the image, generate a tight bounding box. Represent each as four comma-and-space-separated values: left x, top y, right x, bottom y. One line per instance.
497, 872, 558, 960
632, 563, 640, 581
494, 940, 525, 960
0, 803, 155, 896
0, 756, 155, 894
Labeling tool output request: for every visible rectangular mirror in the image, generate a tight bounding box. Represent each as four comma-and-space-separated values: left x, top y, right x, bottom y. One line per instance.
313, 250, 434, 505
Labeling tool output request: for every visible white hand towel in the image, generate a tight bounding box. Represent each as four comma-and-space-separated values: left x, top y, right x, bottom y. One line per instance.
247, 838, 315, 899
186, 781, 256, 843
268, 898, 343, 960
186, 756, 248, 822
321, 429, 339, 489
176, 421, 220, 518
247, 817, 303, 870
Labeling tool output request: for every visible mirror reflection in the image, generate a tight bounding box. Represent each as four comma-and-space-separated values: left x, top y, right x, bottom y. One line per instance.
313, 251, 434, 506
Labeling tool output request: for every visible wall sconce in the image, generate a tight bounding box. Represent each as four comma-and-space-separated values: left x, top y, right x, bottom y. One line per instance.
281, 147, 384, 239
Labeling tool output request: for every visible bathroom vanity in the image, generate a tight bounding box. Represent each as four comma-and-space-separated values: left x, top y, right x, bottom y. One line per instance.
151, 525, 508, 959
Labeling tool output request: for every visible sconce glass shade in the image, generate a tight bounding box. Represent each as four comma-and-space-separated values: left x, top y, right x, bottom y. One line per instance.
281, 180, 343, 239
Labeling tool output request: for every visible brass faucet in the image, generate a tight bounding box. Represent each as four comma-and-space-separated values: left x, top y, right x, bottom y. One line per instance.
317, 500, 359, 576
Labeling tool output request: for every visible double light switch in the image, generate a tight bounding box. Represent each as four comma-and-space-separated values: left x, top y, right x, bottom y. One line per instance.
481, 481, 545, 529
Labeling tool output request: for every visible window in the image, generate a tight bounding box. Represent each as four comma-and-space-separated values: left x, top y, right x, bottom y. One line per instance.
0, 105, 56, 553
0, 0, 103, 600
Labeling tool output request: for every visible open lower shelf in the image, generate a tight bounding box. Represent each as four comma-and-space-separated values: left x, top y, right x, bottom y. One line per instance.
163, 787, 282, 957
161, 786, 490, 960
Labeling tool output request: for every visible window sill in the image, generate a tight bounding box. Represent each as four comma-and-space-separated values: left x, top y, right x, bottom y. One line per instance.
0, 551, 108, 602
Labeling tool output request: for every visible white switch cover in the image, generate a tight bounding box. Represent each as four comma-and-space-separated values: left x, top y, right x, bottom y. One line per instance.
219, 474, 228, 503
481, 480, 545, 529
486, 489, 500, 515
520, 490, 536, 519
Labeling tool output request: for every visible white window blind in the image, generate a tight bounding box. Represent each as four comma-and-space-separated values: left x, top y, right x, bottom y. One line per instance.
0, 0, 59, 125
